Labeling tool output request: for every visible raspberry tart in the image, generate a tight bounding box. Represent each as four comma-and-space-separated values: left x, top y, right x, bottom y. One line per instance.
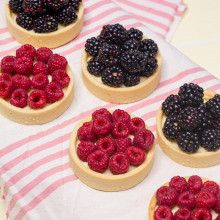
6, 0, 83, 48
81, 24, 162, 104
148, 175, 220, 220
157, 83, 220, 167
0, 44, 74, 124
69, 108, 155, 191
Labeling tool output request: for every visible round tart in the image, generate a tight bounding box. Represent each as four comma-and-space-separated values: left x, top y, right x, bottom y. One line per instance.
5, 0, 84, 48
69, 111, 155, 191
157, 90, 220, 168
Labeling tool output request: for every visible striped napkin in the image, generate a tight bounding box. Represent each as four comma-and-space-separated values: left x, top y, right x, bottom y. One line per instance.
0, 0, 219, 219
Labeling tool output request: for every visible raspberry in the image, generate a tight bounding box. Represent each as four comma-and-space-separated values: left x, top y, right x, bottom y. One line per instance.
45, 82, 64, 103
48, 54, 68, 74
111, 122, 130, 138
129, 117, 145, 135
92, 108, 112, 121
169, 176, 188, 195
16, 44, 36, 60
202, 181, 219, 196
154, 205, 173, 220
1, 56, 16, 74
10, 89, 28, 108
156, 186, 177, 207
126, 146, 145, 166
109, 152, 129, 175
0, 81, 12, 98
192, 208, 212, 220
87, 150, 109, 173
0, 73, 13, 84
96, 137, 115, 157
28, 90, 46, 109
52, 70, 70, 88
133, 128, 154, 151
32, 74, 49, 90
14, 56, 33, 76
216, 215, 220, 220
174, 208, 191, 220
12, 74, 32, 91
32, 62, 48, 75
77, 141, 97, 162
177, 191, 196, 210
188, 175, 203, 194
93, 117, 112, 137
196, 191, 217, 209
77, 122, 97, 142
36, 47, 53, 64
114, 138, 132, 153
112, 109, 131, 124
214, 193, 220, 214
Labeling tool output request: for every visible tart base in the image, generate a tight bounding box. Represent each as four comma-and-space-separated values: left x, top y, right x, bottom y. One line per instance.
156, 90, 220, 168
0, 65, 74, 125
69, 114, 155, 192
5, 1, 84, 49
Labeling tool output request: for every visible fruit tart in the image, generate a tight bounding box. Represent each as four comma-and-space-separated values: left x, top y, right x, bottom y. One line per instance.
81, 23, 162, 104
6, 0, 84, 48
148, 175, 220, 220
0, 44, 74, 124
69, 108, 155, 191
157, 83, 220, 167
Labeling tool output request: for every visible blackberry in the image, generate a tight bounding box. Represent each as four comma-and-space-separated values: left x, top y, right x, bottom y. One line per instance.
177, 107, 201, 131
101, 66, 124, 87
178, 83, 204, 107
139, 39, 158, 57
87, 57, 105, 77
163, 114, 181, 140
162, 94, 183, 117
22, 0, 46, 16
201, 128, 220, 151
85, 37, 103, 57
124, 74, 140, 87
122, 39, 140, 52
213, 119, 220, 129
98, 43, 120, 67
126, 28, 143, 42
56, 5, 77, 26
100, 23, 127, 45
140, 57, 158, 77
177, 131, 200, 153
206, 94, 220, 119
69, 0, 82, 10
45, 0, 69, 11
120, 50, 147, 74
9, 0, 24, 13
33, 15, 58, 33
197, 104, 213, 131
16, 12, 34, 30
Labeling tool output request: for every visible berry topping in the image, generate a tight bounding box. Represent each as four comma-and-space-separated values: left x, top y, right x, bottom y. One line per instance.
133, 128, 154, 151
32, 62, 48, 75
12, 74, 32, 91
122, 39, 140, 52
16, 44, 36, 60
126, 28, 143, 42
206, 94, 220, 119
87, 150, 109, 173
56, 5, 77, 26
196, 191, 217, 209
77, 141, 97, 162
114, 138, 132, 153
139, 39, 158, 57
111, 122, 130, 138
48, 54, 68, 74
188, 175, 203, 194
45, 0, 69, 11
173, 208, 191, 220
45, 82, 64, 103
93, 117, 112, 137
32, 74, 49, 90
156, 186, 177, 207
69, 0, 82, 10
1, 56, 16, 74
129, 117, 145, 135
10, 89, 28, 108
169, 176, 188, 195
9, 0, 24, 13
22, 0, 46, 16
123, 74, 140, 87
112, 109, 131, 124
52, 70, 70, 88
16, 12, 34, 31
192, 208, 212, 220
96, 137, 115, 157
154, 205, 173, 220
36, 47, 53, 64
85, 37, 103, 57
214, 193, 220, 214
109, 152, 129, 175
0, 73, 13, 84
0, 81, 12, 99
177, 191, 196, 210
202, 181, 219, 196
141, 57, 158, 77
14, 56, 33, 76
126, 146, 145, 166
87, 57, 105, 77
28, 89, 46, 109
92, 108, 112, 121
77, 122, 97, 142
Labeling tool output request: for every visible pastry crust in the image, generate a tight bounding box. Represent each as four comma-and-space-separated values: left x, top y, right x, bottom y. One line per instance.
0, 65, 74, 125
69, 113, 155, 191
5, 0, 84, 48
81, 38, 162, 104
148, 177, 220, 220
156, 90, 220, 168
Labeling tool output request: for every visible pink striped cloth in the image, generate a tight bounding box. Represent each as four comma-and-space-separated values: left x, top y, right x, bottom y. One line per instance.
0, 0, 219, 219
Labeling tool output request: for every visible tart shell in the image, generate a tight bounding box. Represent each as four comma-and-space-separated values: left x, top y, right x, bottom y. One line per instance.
0, 65, 74, 125
156, 90, 220, 168
81, 41, 162, 104
69, 113, 155, 192
148, 177, 220, 220
5, 1, 84, 49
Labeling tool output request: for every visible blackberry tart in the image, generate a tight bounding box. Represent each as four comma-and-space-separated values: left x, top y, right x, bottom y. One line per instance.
5, 0, 83, 48
81, 24, 162, 104
157, 84, 220, 168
